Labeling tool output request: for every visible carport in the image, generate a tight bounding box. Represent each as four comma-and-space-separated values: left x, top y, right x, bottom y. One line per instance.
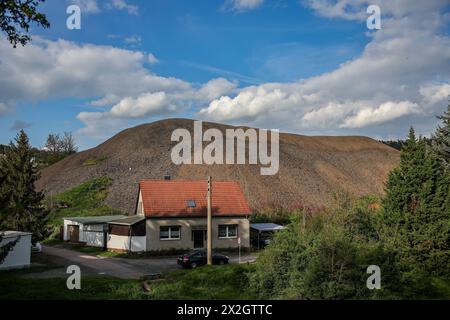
107, 215, 146, 252
250, 223, 285, 249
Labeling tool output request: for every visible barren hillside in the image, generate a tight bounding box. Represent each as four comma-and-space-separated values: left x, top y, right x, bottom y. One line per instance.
37, 119, 399, 213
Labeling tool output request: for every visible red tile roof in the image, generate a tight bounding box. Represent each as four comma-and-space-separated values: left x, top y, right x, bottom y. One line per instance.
139, 180, 252, 218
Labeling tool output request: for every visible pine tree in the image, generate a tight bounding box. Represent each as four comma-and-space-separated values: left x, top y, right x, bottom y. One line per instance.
432, 101, 450, 167
383, 126, 450, 278
0, 130, 49, 243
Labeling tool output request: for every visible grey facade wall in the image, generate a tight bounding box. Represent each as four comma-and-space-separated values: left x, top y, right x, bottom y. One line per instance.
146, 217, 250, 251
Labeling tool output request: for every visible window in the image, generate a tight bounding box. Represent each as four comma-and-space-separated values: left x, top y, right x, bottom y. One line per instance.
218, 225, 238, 239
160, 226, 181, 240
186, 200, 196, 208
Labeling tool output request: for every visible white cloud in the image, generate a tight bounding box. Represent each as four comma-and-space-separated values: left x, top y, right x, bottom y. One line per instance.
1, 0, 449, 144
70, 0, 100, 14
147, 53, 159, 64
420, 83, 450, 106
196, 78, 238, 101
223, 0, 264, 12
0, 37, 190, 104
109, 0, 139, 15
340, 101, 420, 128
200, 0, 450, 134
110, 92, 174, 118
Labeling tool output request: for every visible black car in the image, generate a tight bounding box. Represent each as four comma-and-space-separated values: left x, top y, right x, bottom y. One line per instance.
177, 250, 229, 268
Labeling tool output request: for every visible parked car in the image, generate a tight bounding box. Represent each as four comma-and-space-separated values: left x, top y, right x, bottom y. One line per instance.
177, 250, 229, 268
31, 242, 42, 253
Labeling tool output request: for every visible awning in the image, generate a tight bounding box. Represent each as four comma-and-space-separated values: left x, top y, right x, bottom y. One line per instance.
63, 215, 126, 225
108, 215, 145, 226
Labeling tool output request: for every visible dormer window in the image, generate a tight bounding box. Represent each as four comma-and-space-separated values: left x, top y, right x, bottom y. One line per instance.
186, 200, 196, 208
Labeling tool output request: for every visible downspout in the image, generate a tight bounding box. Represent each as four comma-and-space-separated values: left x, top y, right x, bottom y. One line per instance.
129, 226, 132, 253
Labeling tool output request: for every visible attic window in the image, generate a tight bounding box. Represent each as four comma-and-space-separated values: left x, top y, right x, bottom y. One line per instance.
186, 200, 196, 208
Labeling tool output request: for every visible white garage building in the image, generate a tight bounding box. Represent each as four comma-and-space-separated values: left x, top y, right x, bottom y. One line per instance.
0, 231, 32, 270
63, 215, 125, 248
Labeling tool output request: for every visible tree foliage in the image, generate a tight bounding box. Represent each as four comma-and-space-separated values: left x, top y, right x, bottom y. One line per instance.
432, 101, 450, 167
250, 104, 450, 299
0, 130, 50, 243
0, 0, 50, 47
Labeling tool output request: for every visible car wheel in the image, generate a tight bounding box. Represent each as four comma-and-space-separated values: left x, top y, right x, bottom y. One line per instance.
190, 262, 198, 269
219, 260, 225, 265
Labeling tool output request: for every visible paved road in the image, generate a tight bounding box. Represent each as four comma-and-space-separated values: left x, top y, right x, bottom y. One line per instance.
37, 245, 256, 279
42, 245, 147, 279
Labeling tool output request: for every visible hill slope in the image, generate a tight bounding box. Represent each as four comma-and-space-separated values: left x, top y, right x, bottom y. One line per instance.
37, 119, 399, 213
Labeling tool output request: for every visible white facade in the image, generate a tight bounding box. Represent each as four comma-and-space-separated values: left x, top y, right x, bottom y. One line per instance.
63, 219, 105, 247
107, 234, 146, 252
0, 231, 31, 270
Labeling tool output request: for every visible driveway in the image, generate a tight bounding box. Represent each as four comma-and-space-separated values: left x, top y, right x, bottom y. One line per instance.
34, 245, 256, 279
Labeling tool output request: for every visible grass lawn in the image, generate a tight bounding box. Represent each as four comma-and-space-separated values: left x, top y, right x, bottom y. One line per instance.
0, 264, 257, 300
46, 177, 122, 231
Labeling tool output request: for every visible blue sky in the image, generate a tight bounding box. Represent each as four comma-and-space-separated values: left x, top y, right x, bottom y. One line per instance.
0, 0, 449, 150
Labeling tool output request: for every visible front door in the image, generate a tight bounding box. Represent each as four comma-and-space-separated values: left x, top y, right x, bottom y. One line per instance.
68, 225, 79, 242
193, 230, 204, 248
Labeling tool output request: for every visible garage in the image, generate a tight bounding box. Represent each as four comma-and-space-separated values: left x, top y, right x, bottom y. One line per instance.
63, 215, 125, 248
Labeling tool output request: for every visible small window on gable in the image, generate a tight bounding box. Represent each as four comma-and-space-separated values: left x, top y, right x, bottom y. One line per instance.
186, 200, 196, 208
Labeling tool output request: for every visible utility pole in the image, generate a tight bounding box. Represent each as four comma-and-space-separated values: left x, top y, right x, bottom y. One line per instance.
207, 176, 212, 265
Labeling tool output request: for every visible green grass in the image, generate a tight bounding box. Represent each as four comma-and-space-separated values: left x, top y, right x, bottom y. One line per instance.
0, 264, 257, 300
145, 264, 256, 300
82, 156, 107, 166
47, 177, 122, 228
0, 276, 143, 300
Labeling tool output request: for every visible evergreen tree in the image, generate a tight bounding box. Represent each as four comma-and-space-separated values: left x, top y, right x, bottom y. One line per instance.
432, 101, 450, 167
0, 130, 49, 243
383, 126, 450, 279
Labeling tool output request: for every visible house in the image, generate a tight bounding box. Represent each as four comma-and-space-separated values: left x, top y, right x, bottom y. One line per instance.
63, 215, 126, 248
250, 223, 285, 249
0, 231, 32, 270
132, 180, 252, 252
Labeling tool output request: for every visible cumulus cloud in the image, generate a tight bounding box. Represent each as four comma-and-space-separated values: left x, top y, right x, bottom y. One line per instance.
196, 78, 238, 101
340, 101, 420, 128
420, 83, 450, 106
201, 0, 450, 135
110, 92, 174, 118
0, 37, 188, 106
1, 0, 449, 144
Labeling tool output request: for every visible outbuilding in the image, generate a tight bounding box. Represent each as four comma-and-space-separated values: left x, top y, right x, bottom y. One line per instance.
63, 215, 126, 248
0, 231, 32, 270
107, 215, 146, 252
250, 223, 285, 249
